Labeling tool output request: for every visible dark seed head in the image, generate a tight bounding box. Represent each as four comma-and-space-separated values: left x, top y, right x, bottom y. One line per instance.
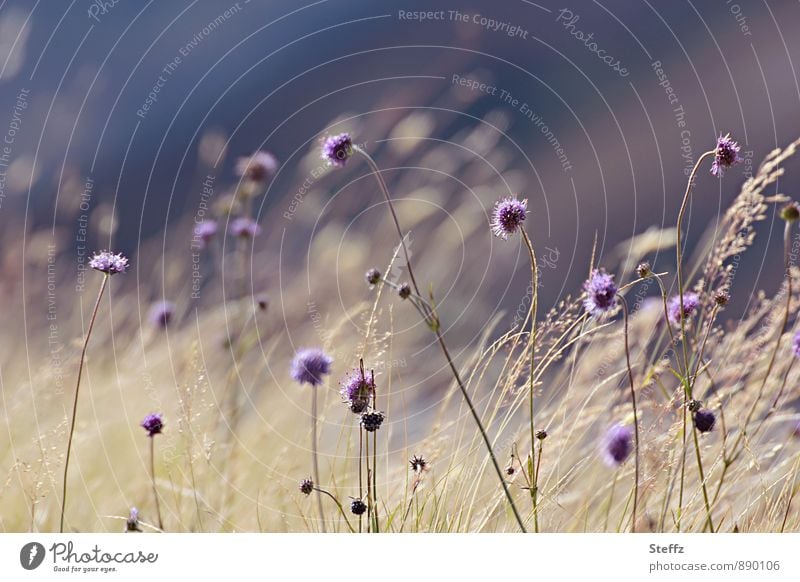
782, 202, 800, 222
409, 455, 427, 473
140, 413, 163, 437
299, 478, 314, 496
636, 262, 652, 279
398, 283, 412, 300
687, 399, 703, 413
350, 498, 367, 515
360, 411, 385, 432
535, 429, 548, 441
694, 409, 716, 433
713, 289, 730, 306
505, 465, 515, 476
366, 268, 381, 285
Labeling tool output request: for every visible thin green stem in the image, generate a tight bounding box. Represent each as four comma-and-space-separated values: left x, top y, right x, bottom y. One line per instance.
620, 297, 639, 532
150, 436, 164, 531
311, 387, 326, 532
521, 229, 539, 531
314, 488, 355, 533
60, 273, 109, 533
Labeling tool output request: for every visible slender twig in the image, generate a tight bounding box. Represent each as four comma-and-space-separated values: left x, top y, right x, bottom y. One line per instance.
619, 297, 639, 532
314, 488, 355, 533
355, 147, 526, 532
149, 436, 164, 530
311, 387, 326, 532
60, 273, 109, 533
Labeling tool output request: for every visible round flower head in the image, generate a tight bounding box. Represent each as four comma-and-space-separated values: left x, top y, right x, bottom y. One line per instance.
290, 348, 333, 387
148, 300, 174, 328
236, 150, 278, 183
340, 369, 375, 414
602, 424, 633, 467
125, 507, 141, 532
89, 250, 129, 275
491, 196, 527, 240
360, 410, 385, 432
781, 201, 800, 223
668, 292, 700, 326
229, 217, 262, 239
409, 455, 427, 473
583, 269, 618, 317
299, 478, 314, 496
398, 283, 412, 300
321, 133, 353, 167
711, 133, 742, 177
694, 409, 716, 433
365, 268, 381, 286
193, 220, 218, 248
350, 498, 367, 515
140, 413, 163, 437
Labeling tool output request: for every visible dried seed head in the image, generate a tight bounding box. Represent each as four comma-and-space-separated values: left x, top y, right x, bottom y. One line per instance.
365, 268, 381, 285
299, 478, 314, 496
687, 399, 703, 413
350, 498, 367, 515
713, 289, 730, 306
409, 455, 428, 473
398, 283, 412, 300
360, 410, 385, 432
781, 202, 800, 222
636, 262, 652, 278
535, 429, 548, 441
505, 465, 515, 476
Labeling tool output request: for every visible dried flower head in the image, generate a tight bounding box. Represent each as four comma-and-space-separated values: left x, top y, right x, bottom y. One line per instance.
256, 293, 269, 312
711, 133, 742, 177
148, 300, 174, 328
602, 424, 633, 467
535, 429, 548, 441
694, 409, 716, 433
321, 133, 353, 167
713, 289, 730, 306
366, 268, 381, 286
89, 251, 129, 275
340, 368, 375, 414
583, 269, 618, 317
193, 220, 218, 248
668, 292, 700, 326
125, 507, 141, 532
299, 478, 314, 496
505, 465, 515, 476
781, 201, 800, 222
398, 283, 412, 300
236, 150, 278, 183
491, 196, 527, 240
409, 455, 428, 473
350, 498, 367, 515
229, 217, 262, 239
687, 399, 703, 413
290, 348, 333, 387
140, 413, 163, 437
360, 410, 385, 432
636, 262, 652, 279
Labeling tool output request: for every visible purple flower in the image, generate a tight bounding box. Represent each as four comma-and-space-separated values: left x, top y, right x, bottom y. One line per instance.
290, 348, 333, 387
668, 292, 700, 326
148, 300, 175, 328
792, 330, 800, 358
299, 478, 314, 495
193, 220, 218, 248
125, 507, 141, 532
340, 369, 375, 413
583, 269, 618, 317
229, 217, 262, 238
711, 134, 742, 177
140, 413, 163, 437
236, 150, 278, 183
321, 133, 353, 167
694, 409, 716, 433
89, 251, 129, 275
602, 424, 633, 467
491, 196, 527, 239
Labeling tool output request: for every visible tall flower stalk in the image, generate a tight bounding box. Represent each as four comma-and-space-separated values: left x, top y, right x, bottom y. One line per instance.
60, 251, 128, 533
321, 134, 526, 531
141, 413, 165, 530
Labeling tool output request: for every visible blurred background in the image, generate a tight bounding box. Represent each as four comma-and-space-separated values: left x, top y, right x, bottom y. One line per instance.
1, 0, 800, 531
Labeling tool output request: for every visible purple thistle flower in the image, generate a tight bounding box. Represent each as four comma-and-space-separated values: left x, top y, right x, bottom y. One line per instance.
711, 134, 742, 177
668, 292, 700, 326
321, 133, 353, 168
792, 330, 800, 358
236, 150, 278, 183
583, 269, 618, 317
89, 250, 129, 275
694, 409, 716, 433
491, 196, 527, 240
602, 424, 633, 467
229, 217, 262, 239
290, 348, 333, 387
193, 220, 218, 248
340, 369, 375, 413
125, 507, 141, 532
140, 413, 163, 437
148, 300, 175, 328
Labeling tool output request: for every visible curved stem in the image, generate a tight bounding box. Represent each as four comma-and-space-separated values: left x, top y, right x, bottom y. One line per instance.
355, 147, 526, 532
311, 387, 326, 532
150, 437, 164, 531
620, 297, 639, 532
314, 488, 355, 533
60, 273, 109, 533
